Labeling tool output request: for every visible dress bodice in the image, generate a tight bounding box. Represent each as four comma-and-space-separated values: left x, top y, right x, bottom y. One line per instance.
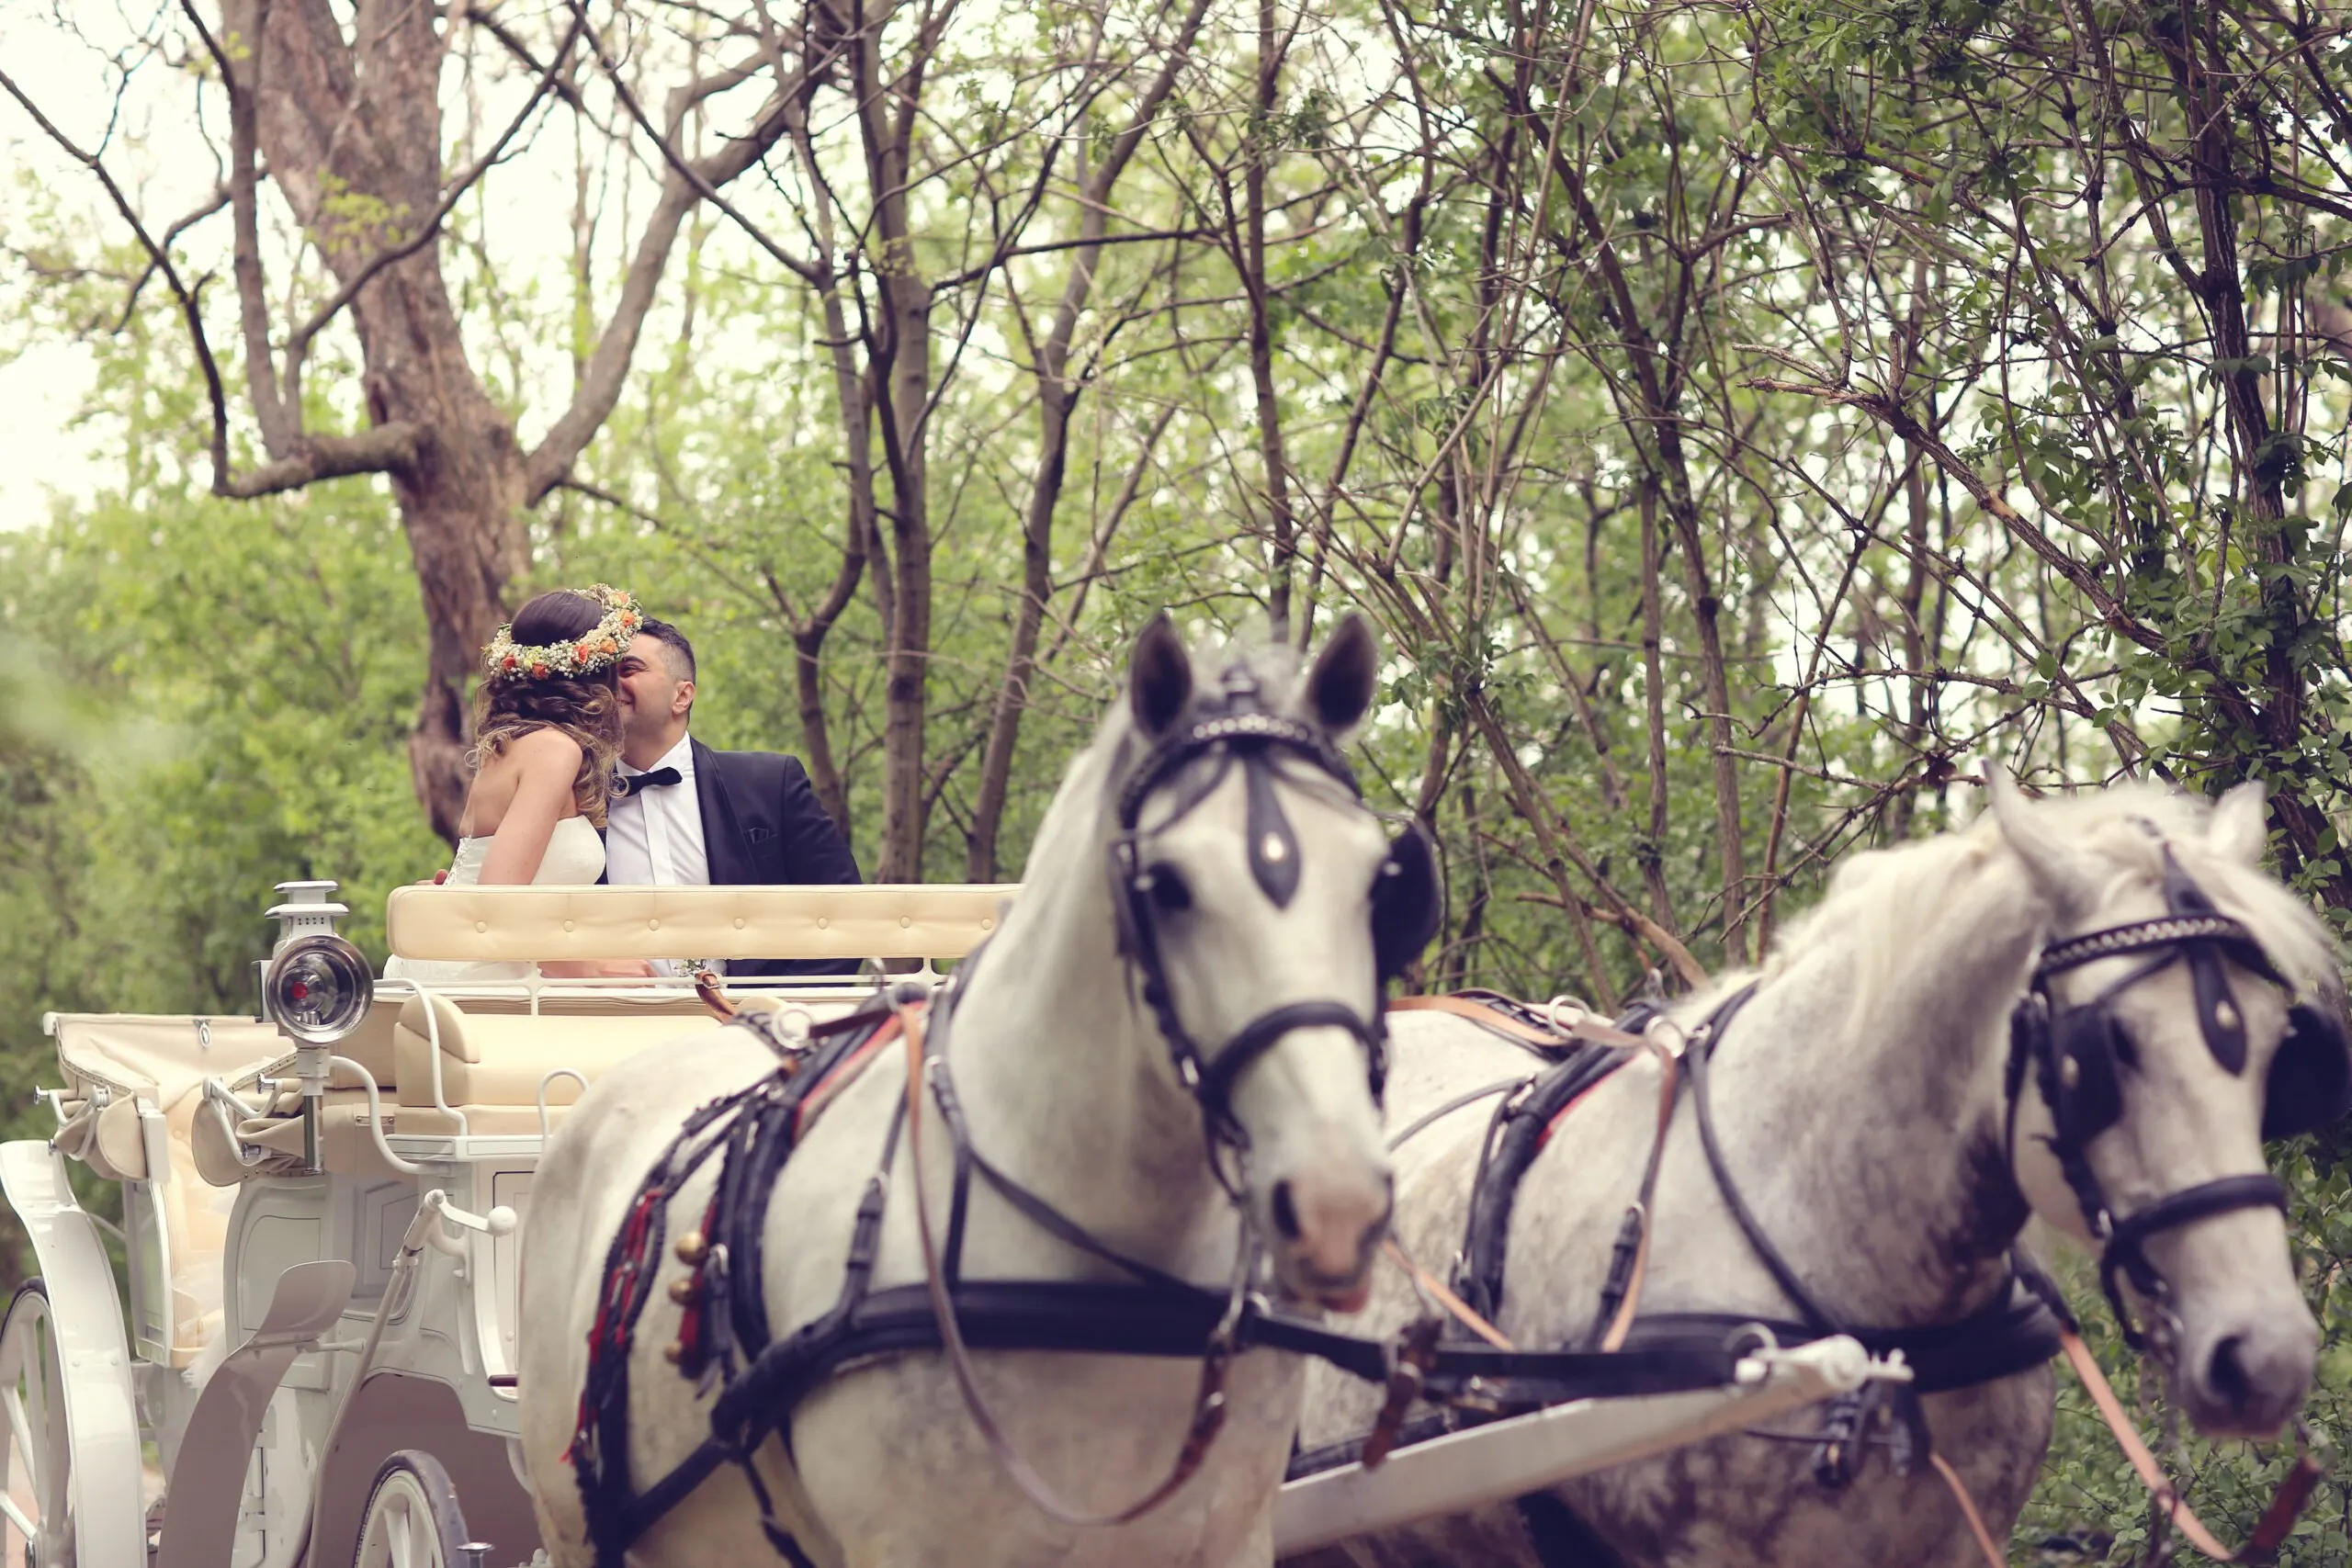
383, 816, 605, 984
443, 815, 606, 887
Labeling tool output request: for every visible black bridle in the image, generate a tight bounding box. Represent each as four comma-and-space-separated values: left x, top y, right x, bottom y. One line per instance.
2005, 844, 2297, 1352
1108, 692, 1421, 1157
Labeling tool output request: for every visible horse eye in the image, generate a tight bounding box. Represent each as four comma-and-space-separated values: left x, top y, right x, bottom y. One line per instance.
2110, 1021, 2140, 1070
1144, 864, 1193, 914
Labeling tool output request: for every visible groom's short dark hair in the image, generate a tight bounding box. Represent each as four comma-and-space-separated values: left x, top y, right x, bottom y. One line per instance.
638, 617, 697, 683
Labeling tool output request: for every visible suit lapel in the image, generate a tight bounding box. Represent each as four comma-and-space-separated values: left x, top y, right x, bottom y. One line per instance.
693, 738, 752, 885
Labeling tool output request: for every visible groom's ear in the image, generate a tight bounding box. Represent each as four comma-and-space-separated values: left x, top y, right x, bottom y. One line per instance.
673, 677, 695, 718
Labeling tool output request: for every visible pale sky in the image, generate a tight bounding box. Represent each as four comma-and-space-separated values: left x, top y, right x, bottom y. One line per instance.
0, 343, 101, 529
0, 5, 701, 532
0, 7, 164, 528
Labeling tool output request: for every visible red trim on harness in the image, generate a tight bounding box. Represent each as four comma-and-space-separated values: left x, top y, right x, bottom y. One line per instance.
790, 1011, 910, 1141
1532, 1060, 1631, 1153
571, 1185, 667, 1458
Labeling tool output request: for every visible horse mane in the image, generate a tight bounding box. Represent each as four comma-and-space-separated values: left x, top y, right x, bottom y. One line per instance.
1732, 782, 2340, 1032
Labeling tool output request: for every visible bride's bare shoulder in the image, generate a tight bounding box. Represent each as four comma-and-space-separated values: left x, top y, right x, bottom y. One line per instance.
496, 726, 586, 770
465, 726, 589, 834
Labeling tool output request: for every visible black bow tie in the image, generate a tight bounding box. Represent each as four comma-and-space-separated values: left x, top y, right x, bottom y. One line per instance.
616, 766, 683, 796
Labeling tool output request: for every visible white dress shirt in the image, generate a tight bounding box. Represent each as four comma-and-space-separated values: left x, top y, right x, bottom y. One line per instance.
605, 734, 713, 974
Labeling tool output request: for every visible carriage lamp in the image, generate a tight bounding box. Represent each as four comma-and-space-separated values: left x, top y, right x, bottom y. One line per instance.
262, 882, 372, 1172
265, 934, 373, 1044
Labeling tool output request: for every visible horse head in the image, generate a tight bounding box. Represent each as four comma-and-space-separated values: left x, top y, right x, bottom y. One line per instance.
1992, 773, 2344, 1437
1102, 613, 1417, 1308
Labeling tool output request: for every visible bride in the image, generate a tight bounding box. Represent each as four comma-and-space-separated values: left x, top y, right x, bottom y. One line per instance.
386, 584, 656, 984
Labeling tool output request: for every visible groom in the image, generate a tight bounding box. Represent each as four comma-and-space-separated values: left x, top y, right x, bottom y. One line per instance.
605, 616, 864, 976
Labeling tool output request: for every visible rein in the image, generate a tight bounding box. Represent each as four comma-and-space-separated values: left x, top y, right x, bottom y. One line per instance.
895, 976, 1252, 1527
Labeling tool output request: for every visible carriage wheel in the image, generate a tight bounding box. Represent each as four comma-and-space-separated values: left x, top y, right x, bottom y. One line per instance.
352, 1450, 476, 1568
0, 1282, 72, 1568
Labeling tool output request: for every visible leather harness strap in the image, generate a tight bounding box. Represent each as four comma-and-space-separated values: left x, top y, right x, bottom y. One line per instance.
1927, 1452, 2009, 1568
1597, 1039, 1680, 1353
2010, 1267, 2326, 1563
1385, 1237, 1514, 1351
897, 987, 1249, 1527
1385, 991, 1675, 1348
1389, 991, 1648, 1051
2056, 1329, 2323, 1562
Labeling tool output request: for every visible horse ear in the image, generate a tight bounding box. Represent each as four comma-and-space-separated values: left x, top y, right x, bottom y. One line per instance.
1305, 613, 1378, 734
1986, 770, 2095, 900
2209, 781, 2269, 865
1129, 612, 1192, 737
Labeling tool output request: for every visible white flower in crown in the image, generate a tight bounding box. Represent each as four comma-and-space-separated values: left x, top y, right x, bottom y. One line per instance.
482, 584, 642, 681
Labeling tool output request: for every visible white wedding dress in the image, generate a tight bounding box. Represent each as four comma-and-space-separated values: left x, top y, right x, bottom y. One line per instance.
383, 816, 606, 985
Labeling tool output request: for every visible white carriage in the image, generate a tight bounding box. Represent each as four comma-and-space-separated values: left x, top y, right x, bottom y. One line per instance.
1, 878, 1889, 1568
3, 878, 1008, 1568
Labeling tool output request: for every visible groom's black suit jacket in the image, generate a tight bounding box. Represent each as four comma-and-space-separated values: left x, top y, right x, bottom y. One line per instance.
606, 738, 864, 977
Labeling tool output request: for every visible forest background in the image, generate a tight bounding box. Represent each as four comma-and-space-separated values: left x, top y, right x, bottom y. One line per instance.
6, 0, 2352, 1559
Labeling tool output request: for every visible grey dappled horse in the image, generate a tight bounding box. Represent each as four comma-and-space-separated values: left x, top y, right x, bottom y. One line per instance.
519, 616, 1408, 1568
1294, 776, 2341, 1568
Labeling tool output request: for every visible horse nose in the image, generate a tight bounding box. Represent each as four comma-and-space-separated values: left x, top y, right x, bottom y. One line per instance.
2210, 1336, 2255, 1409
1272, 1166, 1392, 1305
2194, 1325, 2314, 1436
1272, 1178, 1302, 1239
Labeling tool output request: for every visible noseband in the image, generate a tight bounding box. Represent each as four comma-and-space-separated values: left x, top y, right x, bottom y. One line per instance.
1109, 692, 1413, 1156
2005, 844, 2293, 1351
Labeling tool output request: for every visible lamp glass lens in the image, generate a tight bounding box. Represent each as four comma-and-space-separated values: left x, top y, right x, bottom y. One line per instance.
271, 941, 368, 1039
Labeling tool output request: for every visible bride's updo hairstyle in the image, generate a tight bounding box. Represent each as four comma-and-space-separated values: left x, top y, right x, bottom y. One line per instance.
472, 585, 639, 828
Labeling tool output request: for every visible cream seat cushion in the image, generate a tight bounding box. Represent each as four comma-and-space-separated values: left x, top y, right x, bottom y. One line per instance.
393, 991, 741, 1107
385, 882, 1015, 964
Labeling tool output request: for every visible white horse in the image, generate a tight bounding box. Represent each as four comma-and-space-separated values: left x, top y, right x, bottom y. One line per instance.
520, 615, 1417, 1568
1292, 775, 2343, 1567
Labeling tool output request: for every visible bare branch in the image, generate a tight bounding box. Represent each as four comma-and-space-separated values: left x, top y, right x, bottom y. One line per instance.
529, 6, 808, 499
0, 60, 238, 491
214, 423, 425, 499
281, 15, 587, 411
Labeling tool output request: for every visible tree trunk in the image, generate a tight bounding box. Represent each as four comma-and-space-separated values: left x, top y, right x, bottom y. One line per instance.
243, 0, 529, 840
1247, 0, 1296, 632
962, 0, 1214, 877
966, 379, 1073, 880
230, 0, 787, 841
2146, 5, 2346, 897
873, 278, 933, 884
1638, 486, 1678, 934
856, 20, 934, 883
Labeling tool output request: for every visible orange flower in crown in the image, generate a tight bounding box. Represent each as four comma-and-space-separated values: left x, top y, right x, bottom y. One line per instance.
481, 584, 640, 682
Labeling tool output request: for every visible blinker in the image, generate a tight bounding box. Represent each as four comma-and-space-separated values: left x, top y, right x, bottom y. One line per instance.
2162, 846, 2251, 1074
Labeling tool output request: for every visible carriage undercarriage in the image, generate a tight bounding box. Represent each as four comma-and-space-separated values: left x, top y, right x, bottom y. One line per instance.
2, 878, 1891, 1567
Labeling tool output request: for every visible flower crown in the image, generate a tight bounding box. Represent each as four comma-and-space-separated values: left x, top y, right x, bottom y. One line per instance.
483, 584, 642, 682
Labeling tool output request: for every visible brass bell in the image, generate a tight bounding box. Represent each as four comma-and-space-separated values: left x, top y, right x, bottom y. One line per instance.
662, 1341, 685, 1365
669, 1276, 699, 1305
674, 1231, 709, 1266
